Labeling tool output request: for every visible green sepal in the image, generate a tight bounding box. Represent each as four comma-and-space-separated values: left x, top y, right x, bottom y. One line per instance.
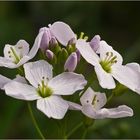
57, 48, 68, 63
50, 54, 57, 65
67, 44, 76, 54
50, 44, 61, 56
38, 49, 46, 60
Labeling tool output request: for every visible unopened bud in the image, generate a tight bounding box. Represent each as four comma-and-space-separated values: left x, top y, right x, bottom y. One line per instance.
46, 50, 54, 60
89, 35, 101, 52
49, 37, 58, 47
39, 27, 52, 51
61, 48, 68, 60
68, 37, 77, 46
64, 52, 77, 72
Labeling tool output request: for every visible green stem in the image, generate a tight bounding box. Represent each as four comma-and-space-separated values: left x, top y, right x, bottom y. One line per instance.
82, 129, 88, 139
66, 122, 83, 138
107, 92, 114, 103
27, 102, 46, 139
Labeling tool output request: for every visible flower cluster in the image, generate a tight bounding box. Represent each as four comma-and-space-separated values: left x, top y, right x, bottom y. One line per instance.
0, 21, 140, 121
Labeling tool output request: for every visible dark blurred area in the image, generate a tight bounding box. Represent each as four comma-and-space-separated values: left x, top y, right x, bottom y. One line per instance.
0, 1, 140, 139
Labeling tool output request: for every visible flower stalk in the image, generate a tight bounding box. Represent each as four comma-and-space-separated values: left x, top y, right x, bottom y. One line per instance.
27, 102, 46, 140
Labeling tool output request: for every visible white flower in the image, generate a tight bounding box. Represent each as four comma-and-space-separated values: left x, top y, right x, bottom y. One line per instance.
69, 88, 133, 119
76, 39, 140, 94
80, 88, 133, 119
49, 21, 76, 46
0, 32, 43, 68
4, 60, 87, 119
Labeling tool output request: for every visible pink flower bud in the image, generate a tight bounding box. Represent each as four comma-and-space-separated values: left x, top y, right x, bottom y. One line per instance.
39, 27, 52, 50
49, 37, 58, 47
46, 50, 54, 60
64, 52, 77, 72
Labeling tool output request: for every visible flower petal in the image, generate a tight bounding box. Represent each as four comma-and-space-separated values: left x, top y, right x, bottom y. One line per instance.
126, 63, 140, 72
81, 105, 98, 119
4, 40, 29, 61
0, 74, 27, 90
0, 57, 17, 68
112, 65, 140, 94
67, 101, 82, 110
16, 55, 31, 67
80, 87, 107, 110
126, 63, 140, 93
14, 75, 27, 84
15, 40, 29, 56
48, 72, 87, 95
50, 21, 76, 46
28, 31, 44, 59
24, 60, 53, 88
4, 81, 40, 100
76, 39, 99, 66
95, 64, 116, 89
37, 95, 68, 119
82, 105, 133, 119
103, 105, 133, 118
0, 75, 11, 90
0, 55, 30, 69
98, 41, 123, 65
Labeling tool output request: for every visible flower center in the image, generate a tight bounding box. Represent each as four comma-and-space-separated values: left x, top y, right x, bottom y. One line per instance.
100, 52, 117, 73
8, 47, 21, 64
37, 77, 53, 98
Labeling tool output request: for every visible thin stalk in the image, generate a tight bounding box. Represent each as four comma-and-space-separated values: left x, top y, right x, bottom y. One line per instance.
107, 92, 114, 103
82, 129, 88, 139
66, 122, 83, 138
27, 102, 46, 139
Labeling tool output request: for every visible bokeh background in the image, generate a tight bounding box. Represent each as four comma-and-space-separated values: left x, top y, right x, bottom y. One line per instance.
0, 1, 140, 139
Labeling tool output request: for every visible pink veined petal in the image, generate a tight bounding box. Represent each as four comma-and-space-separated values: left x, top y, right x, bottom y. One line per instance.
94, 64, 116, 89
50, 21, 76, 46
48, 72, 87, 95
76, 39, 99, 66
4, 81, 40, 101
37, 95, 69, 119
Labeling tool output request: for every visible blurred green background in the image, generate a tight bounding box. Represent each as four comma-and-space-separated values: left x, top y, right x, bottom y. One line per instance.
0, 1, 140, 139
